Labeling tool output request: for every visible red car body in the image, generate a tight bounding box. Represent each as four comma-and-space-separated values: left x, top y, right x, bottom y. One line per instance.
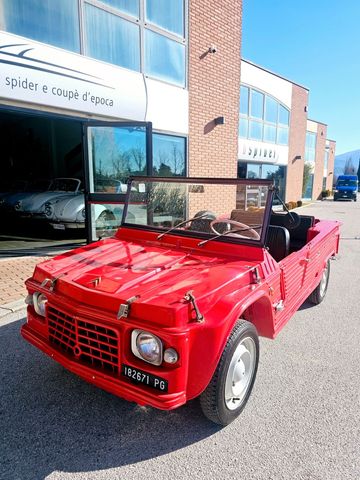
21, 177, 341, 422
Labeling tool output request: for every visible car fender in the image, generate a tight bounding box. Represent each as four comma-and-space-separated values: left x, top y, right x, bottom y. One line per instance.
186, 286, 274, 400
94, 204, 112, 220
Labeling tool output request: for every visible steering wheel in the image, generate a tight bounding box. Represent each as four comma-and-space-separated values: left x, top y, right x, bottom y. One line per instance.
210, 219, 260, 240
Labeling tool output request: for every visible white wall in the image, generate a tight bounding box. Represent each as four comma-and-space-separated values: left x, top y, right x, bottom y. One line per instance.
0, 31, 189, 135
241, 60, 293, 108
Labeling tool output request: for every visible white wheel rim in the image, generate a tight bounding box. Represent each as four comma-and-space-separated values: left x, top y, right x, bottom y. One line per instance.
225, 337, 256, 410
319, 263, 328, 297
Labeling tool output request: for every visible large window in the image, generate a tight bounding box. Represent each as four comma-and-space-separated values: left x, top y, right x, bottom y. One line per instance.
239, 86, 290, 146
84, 4, 140, 71
305, 131, 317, 162
153, 134, 186, 176
2, 0, 80, 52
0, 0, 187, 87
146, 0, 184, 37
145, 30, 185, 86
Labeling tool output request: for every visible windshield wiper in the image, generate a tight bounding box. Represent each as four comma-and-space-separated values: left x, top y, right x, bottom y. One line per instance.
198, 225, 262, 247
157, 212, 211, 240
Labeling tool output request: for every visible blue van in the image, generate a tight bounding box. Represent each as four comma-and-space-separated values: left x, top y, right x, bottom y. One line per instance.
334, 175, 358, 201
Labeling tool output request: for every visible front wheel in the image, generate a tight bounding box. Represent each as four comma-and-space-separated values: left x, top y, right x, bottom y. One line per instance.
200, 320, 259, 426
308, 259, 330, 305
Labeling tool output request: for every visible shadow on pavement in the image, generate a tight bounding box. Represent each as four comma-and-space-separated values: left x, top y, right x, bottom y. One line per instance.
0, 318, 220, 480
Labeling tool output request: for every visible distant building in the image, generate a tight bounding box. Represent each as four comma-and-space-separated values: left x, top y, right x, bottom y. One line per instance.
238, 60, 336, 202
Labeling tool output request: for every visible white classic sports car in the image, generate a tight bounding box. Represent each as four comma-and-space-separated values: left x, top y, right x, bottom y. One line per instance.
42, 179, 130, 236
0, 179, 52, 212
14, 178, 82, 217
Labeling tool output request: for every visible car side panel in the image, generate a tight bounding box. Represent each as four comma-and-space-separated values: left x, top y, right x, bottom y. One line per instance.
274, 220, 340, 336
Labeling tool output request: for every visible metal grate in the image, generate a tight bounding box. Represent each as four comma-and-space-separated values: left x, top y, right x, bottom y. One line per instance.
47, 306, 120, 375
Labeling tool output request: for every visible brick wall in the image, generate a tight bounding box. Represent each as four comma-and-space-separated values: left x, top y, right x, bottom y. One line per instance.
286, 84, 308, 202
312, 122, 327, 200
326, 140, 336, 190
188, 0, 242, 214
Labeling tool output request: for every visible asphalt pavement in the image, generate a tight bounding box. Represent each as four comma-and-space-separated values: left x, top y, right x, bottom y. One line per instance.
1, 199, 359, 480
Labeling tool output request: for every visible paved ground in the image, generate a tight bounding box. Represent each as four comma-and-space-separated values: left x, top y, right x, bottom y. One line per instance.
0, 199, 359, 480
0, 256, 49, 305
0, 242, 84, 309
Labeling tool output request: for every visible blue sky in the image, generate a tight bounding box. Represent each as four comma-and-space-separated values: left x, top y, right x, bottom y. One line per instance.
242, 0, 360, 155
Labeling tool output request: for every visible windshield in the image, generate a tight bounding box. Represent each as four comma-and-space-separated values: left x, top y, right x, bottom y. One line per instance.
337, 179, 357, 187
123, 178, 272, 244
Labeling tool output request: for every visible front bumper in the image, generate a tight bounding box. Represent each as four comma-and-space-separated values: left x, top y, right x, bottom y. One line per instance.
334, 191, 356, 200
49, 221, 84, 230
21, 322, 186, 410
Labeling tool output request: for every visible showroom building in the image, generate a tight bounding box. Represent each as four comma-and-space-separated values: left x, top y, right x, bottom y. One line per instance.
238, 60, 336, 203
0, 0, 334, 252
0, 0, 241, 249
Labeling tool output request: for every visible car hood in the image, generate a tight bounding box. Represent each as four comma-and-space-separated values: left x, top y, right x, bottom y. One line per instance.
19, 191, 80, 212
51, 194, 85, 219
30, 236, 259, 327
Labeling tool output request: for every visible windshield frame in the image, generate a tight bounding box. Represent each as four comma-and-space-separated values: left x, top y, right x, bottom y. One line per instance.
120, 176, 275, 248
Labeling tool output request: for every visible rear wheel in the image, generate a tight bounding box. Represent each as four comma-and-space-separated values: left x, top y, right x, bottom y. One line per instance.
308, 259, 330, 305
200, 320, 259, 426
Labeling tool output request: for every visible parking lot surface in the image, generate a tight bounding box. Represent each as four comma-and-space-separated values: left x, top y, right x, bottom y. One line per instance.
0, 199, 359, 480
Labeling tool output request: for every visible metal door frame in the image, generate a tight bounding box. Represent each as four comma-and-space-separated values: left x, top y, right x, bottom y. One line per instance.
83, 121, 152, 241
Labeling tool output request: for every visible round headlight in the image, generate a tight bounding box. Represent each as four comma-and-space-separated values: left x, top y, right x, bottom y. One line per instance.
81, 208, 86, 218
14, 201, 21, 210
45, 204, 53, 217
33, 292, 48, 317
132, 330, 163, 365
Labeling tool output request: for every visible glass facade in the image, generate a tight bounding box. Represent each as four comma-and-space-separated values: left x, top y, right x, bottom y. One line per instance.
0, 0, 187, 87
239, 86, 290, 145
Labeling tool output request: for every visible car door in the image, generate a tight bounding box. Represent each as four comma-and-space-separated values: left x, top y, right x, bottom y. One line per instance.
279, 244, 310, 311
83, 121, 152, 241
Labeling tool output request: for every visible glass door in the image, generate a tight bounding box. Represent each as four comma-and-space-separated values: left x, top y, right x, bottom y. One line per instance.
84, 122, 152, 241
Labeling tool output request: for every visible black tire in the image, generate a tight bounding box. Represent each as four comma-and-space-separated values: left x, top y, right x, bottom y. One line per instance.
200, 320, 259, 426
307, 259, 330, 305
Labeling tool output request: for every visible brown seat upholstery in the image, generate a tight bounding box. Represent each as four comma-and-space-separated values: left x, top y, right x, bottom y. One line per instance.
230, 209, 264, 226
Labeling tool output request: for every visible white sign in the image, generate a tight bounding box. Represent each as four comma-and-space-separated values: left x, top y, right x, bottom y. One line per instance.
0, 31, 147, 120
238, 139, 289, 165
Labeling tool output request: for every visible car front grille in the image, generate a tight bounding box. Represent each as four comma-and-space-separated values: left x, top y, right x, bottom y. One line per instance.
47, 306, 120, 375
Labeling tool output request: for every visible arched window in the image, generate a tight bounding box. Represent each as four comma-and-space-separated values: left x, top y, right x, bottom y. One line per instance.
239, 86, 290, 146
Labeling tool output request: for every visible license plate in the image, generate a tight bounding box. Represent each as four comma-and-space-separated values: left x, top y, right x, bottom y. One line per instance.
53, 224, 66, 230
122, 364, 168, 392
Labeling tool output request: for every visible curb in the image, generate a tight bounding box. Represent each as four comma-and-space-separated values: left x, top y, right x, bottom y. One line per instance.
0, 298, 26, 318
